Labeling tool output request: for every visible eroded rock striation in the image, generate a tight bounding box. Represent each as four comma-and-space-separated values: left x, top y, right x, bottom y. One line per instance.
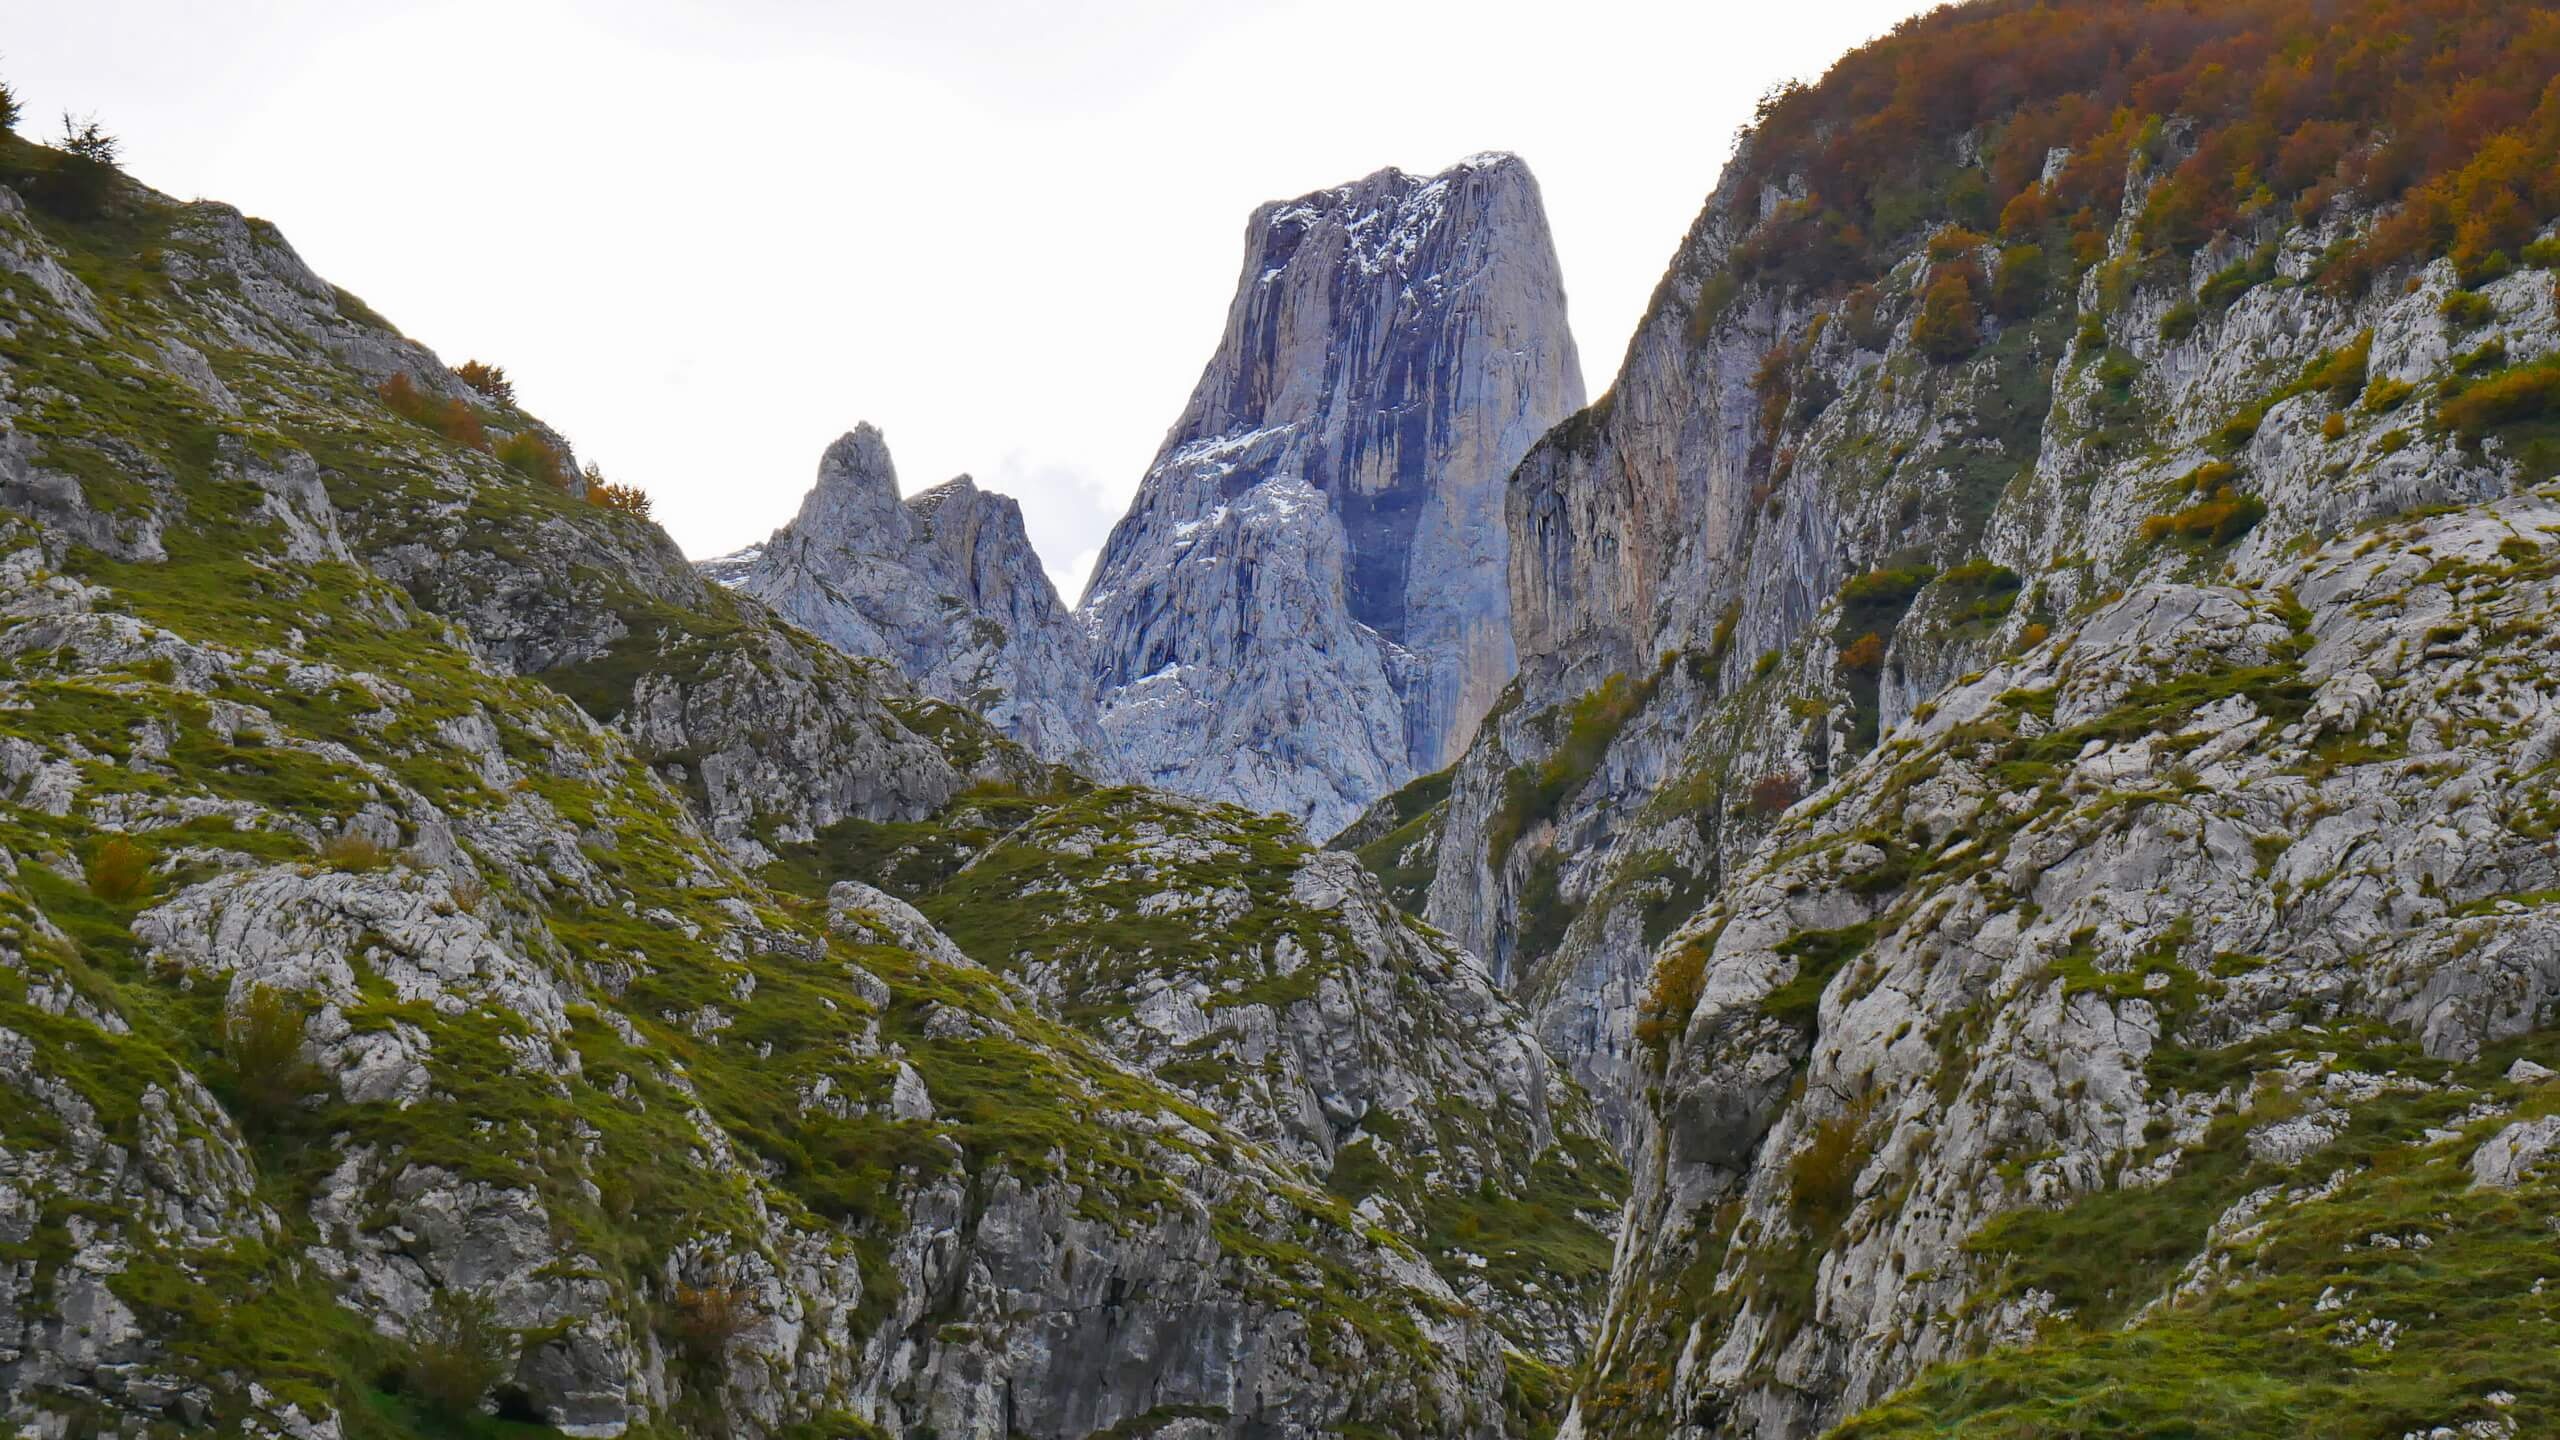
700, 426, 1109, 770
1080, 153, 1583, 837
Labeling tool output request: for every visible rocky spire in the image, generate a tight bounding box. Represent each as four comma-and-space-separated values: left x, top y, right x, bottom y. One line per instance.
1080, 152, 1583, 836
699, 425, 1108, 768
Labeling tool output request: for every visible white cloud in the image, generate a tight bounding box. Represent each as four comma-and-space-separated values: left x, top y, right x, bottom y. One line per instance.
1052, 547, 1102, 606
7, 0, 1934, 581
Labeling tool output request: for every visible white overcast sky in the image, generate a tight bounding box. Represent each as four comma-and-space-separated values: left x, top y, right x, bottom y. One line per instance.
12, 0, 1932, 596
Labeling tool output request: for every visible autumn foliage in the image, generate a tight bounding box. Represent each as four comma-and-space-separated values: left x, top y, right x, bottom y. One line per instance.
1912, 266, 1984, 362
1635, 939, 1710, 1056
376, 373, 487, 450
87, 835, 152, 903
2140, 484, 2267, 547
452, 360, 514, 405
1747, 772, 1804, 817
2434, 358, 2560, 441
1717, 0, 2560, 302
582, 463, 654, 518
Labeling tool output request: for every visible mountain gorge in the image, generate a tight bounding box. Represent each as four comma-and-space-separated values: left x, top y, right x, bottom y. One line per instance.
11, 0, 2560, 1436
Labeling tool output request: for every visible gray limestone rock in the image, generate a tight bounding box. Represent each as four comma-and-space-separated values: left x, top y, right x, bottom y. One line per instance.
701, 426, 1108, 769
1081, 153, 1584, 836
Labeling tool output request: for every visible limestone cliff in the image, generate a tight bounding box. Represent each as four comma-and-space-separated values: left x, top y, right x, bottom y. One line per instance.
1358, 3, 2560, 1436
1081, 153, 1583, 837
700, 427, 1109, 770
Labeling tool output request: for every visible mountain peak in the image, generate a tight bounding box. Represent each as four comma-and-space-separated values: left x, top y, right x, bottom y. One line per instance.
700, 429, 1106, 766
1080, 151, 1584, 834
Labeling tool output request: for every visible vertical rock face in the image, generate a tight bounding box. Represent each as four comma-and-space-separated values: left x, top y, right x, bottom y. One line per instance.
700, 426, 1109, 769
1080, 153, 1584, 837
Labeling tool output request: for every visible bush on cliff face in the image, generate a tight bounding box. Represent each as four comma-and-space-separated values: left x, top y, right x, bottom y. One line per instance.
1634, 934, 1712, 1059
1488, 670, 1657, 865
670, 1283, 753, 1372
1913, 266, 1983, 362
402, 1291, 511, 1420
2435, 356, 2560, 442
582, 462, 654, 516
452, 359, 515, 404
219, 986, 327, 1121
1747, 772, 1804, 817
1990, 243, 2047, 319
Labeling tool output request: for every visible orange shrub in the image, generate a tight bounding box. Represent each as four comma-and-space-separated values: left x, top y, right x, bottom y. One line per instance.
1997, 185, 2050, 238
87, 836, 153, 903
2434, 359, 2560, 441
452, 360, 514, 405
1635, 939, 1711, 1055
1840, 631, 1888, 674
377, 373, 487, 451
2141, 487, 2266, 547
582, 463, 654, 517
1747, 772, 1803, 817
1926, 225, 1989, 260
1913, 267, 1982, 362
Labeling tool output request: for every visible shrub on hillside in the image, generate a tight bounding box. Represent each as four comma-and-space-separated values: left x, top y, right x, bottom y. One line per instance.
87, 835, 153, 903
494, 430, 567, 486
318, 831, 395, 872
2141, 486, 2266, 547
453, 360, 514, 404
2440, 290, 2496, 329
1634, 938, 1711, 1056
1788, 1093, 1878, 1236
1991, 244, 2046, 320
2434, 358, 2560, 442
2300, 331, 2373, 407
377, 373, 488, 450
1747, 772, 1803, 817
403, 1290, 510, 1419
582, 463, 653, 517
1840, 283, 1890, 350
669, 1282, 752, 1371
29, 113, 122, 220
222, 985, 326, 1118
1913, 267, 1983, 363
